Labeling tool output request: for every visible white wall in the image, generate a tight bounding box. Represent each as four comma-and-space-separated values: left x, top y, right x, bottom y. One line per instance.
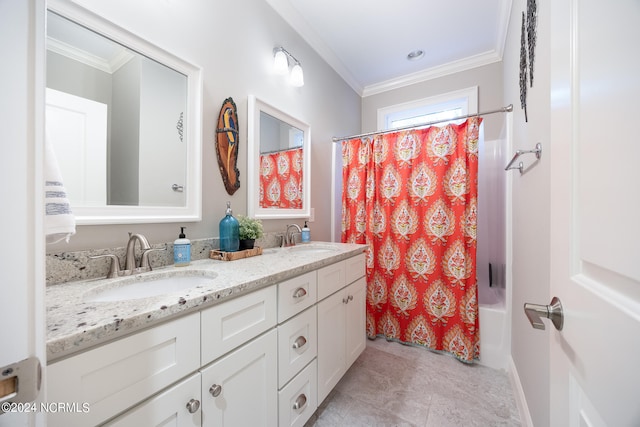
46, 0, 361, 252
502, 1, 551, 426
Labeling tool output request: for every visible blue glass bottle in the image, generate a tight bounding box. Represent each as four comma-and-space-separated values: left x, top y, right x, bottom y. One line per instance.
219, 201, 239, 252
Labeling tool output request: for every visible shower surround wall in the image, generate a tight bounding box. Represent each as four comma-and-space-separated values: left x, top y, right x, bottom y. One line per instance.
476, 131, 511, 370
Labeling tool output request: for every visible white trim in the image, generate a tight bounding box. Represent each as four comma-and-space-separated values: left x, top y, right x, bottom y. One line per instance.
247, 95, 311, 220
508, 356, 534, 427
47, 0, 203, 225
363, 51, 501, 97
376, 86, 478, 131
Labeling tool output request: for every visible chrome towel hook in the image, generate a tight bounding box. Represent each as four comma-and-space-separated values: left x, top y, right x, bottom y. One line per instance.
505, 142, 542, 174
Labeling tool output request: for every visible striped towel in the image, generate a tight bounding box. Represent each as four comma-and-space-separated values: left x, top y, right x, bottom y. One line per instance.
45, 137, 75, 244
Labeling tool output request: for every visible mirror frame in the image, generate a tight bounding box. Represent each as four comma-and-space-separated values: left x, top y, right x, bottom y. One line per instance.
47, 0, 203, 225
247, 95, 311, 219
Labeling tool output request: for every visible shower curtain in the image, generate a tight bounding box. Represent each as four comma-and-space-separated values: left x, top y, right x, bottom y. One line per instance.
341, 118, 481, 363
259, 147, 303, 209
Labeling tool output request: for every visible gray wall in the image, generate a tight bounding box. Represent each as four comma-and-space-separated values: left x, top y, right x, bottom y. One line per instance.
503, 1, 551, 425
46, 0, 361, 252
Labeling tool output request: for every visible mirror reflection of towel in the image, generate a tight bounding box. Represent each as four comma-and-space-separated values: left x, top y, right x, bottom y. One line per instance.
45, 137, 75, 244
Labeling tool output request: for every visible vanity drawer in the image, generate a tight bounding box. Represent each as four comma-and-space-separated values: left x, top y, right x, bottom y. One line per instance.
277, 306, 317, 388
317, 260, 346, 300
201, 285, 277, 364
345, 253, 366, 285
278, 359, 317, 427
47, 312, 200, 427
278, 271, 317, 322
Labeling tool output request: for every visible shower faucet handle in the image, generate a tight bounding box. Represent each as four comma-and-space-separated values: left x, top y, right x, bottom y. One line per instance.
524, 296, 563, 331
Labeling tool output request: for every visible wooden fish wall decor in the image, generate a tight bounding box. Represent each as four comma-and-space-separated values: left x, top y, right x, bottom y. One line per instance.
215, 97, 240, 195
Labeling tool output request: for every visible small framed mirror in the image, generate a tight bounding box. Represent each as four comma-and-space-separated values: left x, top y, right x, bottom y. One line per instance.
46, 0, 203, 224
247, 96, 311, 219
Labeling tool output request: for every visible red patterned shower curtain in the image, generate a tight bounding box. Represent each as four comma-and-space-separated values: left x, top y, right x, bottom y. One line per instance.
341, 118, 481, 363
259, 147, 303, 209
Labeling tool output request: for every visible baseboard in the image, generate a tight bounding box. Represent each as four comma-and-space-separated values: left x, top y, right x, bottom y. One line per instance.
508, 355, 534, 427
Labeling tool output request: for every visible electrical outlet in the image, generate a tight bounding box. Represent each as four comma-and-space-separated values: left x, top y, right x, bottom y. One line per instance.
309, 208, 315, 222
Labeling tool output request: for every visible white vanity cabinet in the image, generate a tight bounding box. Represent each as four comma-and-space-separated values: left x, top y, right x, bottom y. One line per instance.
200, 329, 278, 426
276, 272, 319, 427
103, 372, 202, 427
47, 312, 201, 427
317, 254, 366, 404
199, 285, 278, 426
46, 249, 366, 427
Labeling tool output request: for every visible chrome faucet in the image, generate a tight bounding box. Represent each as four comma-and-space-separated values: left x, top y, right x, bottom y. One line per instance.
283, 224, 302, 247
90, 232, 164, 279
125, 233, 152, 271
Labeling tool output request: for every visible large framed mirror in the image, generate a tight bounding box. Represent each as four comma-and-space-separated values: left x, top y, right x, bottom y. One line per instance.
247, 96, 311, 219
46, 0, 203, 225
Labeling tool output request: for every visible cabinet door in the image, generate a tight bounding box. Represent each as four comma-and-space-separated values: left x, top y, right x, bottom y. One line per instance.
200, 329, 277, 426
316, 290, 346, 404
103, 373, 201, 427
48, 312, 200, 427
345, 277, 366, 368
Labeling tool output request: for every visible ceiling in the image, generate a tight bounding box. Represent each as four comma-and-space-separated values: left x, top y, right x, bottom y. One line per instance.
266, 0, 513, 96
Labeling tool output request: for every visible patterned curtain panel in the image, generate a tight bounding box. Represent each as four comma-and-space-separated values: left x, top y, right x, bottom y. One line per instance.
341, 118, 481, 363
259, 147, 303, 209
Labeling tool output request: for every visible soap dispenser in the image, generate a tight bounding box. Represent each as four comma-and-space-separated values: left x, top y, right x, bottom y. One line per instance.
219, 201, 239, 252
301, 221, 311, 243
174, 226, 191, 267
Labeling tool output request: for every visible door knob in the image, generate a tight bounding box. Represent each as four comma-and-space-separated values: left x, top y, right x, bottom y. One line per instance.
524, 296, 563, 331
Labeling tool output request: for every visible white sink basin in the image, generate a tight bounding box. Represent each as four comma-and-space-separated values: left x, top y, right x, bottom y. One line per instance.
84, 272, 217, 302
286, 244, 339, 254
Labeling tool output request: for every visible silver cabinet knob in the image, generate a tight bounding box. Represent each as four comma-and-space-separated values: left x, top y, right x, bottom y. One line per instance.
292, 393, 307, 411
209, 384, 222, 397
186, 398, 200, 414
292, 336, 307, 349
293, 287, 307, 299
524, 296, 563, 331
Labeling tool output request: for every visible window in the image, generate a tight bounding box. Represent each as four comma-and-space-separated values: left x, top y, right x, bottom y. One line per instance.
377, 86, 478, 131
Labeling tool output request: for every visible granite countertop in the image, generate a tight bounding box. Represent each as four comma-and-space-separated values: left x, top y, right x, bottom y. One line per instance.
46, 242, 366, 362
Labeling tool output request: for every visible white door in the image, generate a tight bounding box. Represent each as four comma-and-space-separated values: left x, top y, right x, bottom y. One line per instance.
0, 1, 46, 426
46, 88, 108, 207
549, 0, 640, 425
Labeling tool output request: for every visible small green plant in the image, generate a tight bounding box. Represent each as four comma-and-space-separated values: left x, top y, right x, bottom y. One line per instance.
238, 215, 264, 240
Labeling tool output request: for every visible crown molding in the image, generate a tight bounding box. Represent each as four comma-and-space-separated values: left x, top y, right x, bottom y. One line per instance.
362, 50, 503, 97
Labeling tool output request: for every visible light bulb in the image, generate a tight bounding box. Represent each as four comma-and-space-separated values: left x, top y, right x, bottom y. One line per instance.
273, 49, 289, 75
290, 63, 304, 87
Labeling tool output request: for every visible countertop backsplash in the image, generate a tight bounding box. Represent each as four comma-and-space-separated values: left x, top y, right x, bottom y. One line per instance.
46, 232, 284, 286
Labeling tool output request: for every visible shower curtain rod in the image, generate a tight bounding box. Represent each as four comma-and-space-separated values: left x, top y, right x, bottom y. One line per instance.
332, 104, 513, 142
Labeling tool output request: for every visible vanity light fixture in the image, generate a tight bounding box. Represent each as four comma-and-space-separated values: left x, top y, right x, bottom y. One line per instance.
273, 46, 304, 87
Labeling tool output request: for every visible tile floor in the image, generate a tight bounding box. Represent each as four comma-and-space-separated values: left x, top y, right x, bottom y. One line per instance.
305, 339, 521, 427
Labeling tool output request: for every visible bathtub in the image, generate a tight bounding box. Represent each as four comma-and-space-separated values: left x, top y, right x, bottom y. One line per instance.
478, 284, 510, 370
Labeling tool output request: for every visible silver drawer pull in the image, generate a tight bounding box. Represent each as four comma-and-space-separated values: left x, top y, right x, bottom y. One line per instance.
186, 398, 200, 414
293, 393, 307, 411
209, 384, 222, 397
292, 336, 307, 349
292, 287, 307, 299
